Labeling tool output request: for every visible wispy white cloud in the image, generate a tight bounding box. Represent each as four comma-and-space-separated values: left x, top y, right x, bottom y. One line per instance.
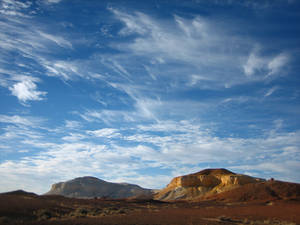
87, 128, 121, 138
113, 10, 210, 63
0, 18, 72, 55
39, 57, 109, 81
0, 114, 45, 143
79, 89, 163, 124
0, 125, 44, 141
62, 133, 87, 142
0, 115, 32, 127
0, 0, 31, 18
80, 109, 136, 125
0, 114, 43, 127
243, 51, 265, 76
187, 74, 214, 87
41, 60, 79, 80
264, 86, 279, 97
137, 120, 201, 134
108, 8, 292, 91
65, 120, 81, 129
243, 48, 289, 78
110, 8, 246, 88
267, 53, 289, 76
105, 10, 230, 91
38, 31, 73, 49
44, 0, 63, 4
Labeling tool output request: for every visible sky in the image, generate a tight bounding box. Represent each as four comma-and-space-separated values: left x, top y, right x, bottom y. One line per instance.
0, 0, 300, 194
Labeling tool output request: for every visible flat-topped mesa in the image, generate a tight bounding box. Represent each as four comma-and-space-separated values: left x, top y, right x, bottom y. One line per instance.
193, 168, 235, 176
45, 176, 153, 199
155, 168, 265, 201
167, 168, 254, 188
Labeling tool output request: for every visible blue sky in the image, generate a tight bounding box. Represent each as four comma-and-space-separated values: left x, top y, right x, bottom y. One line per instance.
0, 0, 300, 194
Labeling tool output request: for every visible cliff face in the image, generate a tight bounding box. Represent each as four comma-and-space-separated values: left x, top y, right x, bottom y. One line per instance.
155, 169, 265, 201
45, 176, 153, 199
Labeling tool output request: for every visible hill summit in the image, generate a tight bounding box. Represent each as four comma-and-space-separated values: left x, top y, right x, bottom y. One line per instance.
45, 176, 152, 199
154, 168, 265, 200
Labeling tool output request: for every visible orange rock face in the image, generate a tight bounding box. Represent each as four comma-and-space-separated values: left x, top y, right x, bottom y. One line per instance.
155, 168, 265, 201
167, 174, 220, 188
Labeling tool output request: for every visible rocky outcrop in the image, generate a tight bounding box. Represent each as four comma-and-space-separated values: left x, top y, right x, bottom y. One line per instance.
155, 168, 265, 201
45, 176, 153, 199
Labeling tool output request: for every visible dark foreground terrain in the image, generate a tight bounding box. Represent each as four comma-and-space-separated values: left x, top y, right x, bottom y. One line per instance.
0, 189, 299, 225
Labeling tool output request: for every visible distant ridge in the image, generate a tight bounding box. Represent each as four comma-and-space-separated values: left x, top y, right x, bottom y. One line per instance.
1, 190, 37, 197
45, 176, 153, 199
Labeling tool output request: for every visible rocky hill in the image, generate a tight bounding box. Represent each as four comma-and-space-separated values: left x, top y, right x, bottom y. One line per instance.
45, 176, 153, 199
154, 168, 265, 201
202, 179, 300, 202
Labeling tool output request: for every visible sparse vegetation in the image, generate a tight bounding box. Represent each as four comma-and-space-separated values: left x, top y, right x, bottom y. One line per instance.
35, 209, 53, 220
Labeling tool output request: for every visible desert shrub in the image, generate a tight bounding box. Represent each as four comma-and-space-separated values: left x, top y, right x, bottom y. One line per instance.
87, 208, 102, 216
71, 208, 89, 218
35, 209, 52, 220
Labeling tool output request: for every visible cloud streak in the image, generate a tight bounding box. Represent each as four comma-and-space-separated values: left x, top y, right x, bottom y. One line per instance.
108, 8, 292, 92
0, 114, 42, 127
